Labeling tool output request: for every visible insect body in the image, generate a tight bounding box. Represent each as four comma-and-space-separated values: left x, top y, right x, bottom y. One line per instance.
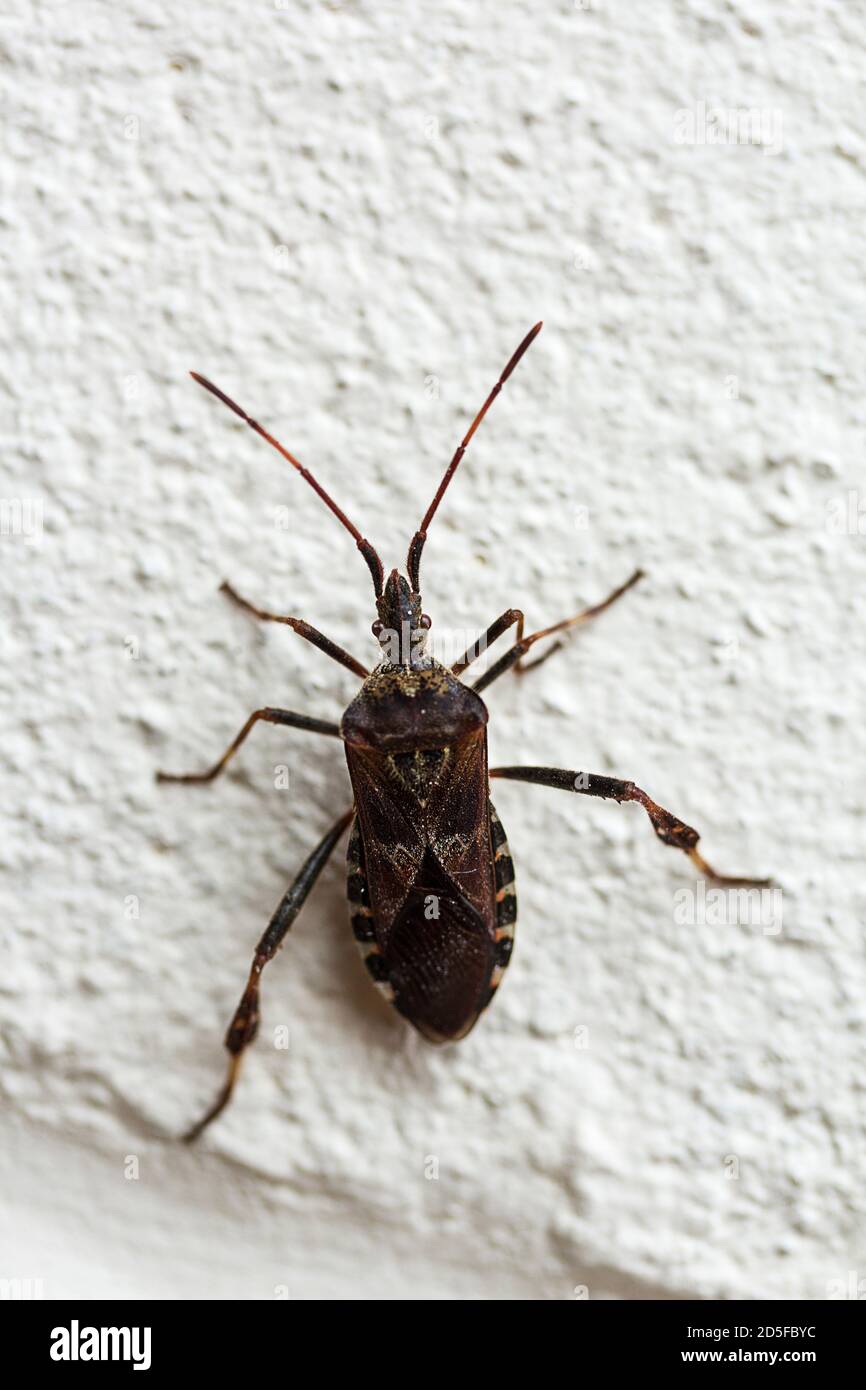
342, 593, 513, 1043
159, 323, 767, 1141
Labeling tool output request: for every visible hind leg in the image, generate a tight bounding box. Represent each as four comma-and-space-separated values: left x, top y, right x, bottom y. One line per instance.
184, 807, 354, 1141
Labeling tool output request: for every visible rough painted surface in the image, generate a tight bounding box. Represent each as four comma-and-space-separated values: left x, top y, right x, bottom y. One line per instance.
2, 0, 863, 1299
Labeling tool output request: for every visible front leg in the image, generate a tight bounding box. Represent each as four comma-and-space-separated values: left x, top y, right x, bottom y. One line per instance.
490, 765, 769, 886
453, 570, 643, 687
220, 581, 369, 679
452, 608, 524, 677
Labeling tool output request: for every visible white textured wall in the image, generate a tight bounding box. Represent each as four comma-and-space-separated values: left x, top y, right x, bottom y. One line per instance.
2, 0, 864, 1301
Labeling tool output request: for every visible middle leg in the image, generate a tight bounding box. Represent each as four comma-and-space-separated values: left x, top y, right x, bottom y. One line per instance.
156, 707, 341, 785
490, 764, 769, 886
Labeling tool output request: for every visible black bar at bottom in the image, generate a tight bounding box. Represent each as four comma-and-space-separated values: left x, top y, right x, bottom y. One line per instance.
1, 1297, 860, 1373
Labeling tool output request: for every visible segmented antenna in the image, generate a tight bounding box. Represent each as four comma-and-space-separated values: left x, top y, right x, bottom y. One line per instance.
406, 322, 543, 590
190, 372, 384, 598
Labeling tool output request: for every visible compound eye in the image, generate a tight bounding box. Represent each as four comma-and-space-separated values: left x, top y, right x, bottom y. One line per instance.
419, 614, 432, 629
371, 619, 384, 638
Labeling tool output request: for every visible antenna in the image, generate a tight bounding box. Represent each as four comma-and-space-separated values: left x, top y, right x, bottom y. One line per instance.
190, 372, 384, 597
406, 322, 542, 590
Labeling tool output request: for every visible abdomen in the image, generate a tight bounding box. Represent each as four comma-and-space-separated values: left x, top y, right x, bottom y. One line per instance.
346, 799, 517, 1041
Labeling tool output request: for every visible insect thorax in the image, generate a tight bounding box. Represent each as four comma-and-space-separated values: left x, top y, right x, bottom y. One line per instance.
340, 659, 488, 753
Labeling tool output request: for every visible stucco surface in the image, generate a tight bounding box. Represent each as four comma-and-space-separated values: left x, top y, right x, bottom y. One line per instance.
1, 0, 864, 1299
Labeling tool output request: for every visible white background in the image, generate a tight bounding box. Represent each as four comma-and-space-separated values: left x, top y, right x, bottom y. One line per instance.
2, 1, 864, 1300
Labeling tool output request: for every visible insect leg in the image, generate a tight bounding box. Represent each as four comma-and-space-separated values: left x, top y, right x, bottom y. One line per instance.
184, 807, 354, 1142
452, 608, 524, 676
468, 571, 643, 691
220, 581, 369, 678
489, 765, 770, 886
513, 569, 644, 676
156, 707, 341, 784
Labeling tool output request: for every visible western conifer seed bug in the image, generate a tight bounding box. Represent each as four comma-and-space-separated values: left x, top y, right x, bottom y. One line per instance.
158, 322, 769, 1141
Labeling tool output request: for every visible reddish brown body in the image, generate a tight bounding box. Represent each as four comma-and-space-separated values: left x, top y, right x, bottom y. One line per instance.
342, 658, 515, 1041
